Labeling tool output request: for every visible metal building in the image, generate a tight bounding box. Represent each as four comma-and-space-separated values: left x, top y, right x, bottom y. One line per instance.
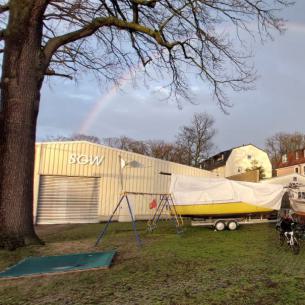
34, 141, 213, 224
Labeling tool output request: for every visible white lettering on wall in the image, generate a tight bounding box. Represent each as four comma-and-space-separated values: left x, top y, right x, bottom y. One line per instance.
68, 154, 104, 166
68, 154, 77, 164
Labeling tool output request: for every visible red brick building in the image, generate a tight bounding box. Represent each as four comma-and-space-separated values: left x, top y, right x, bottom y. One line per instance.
276, 149, 305, 176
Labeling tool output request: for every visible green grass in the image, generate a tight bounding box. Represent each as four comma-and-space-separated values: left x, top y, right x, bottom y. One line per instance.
1, 221, 305, 305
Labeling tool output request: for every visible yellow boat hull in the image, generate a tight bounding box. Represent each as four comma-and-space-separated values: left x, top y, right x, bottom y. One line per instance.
173, 202, 273, 216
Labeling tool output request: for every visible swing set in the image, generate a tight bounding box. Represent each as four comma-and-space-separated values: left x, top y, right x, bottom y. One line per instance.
95, 191, 184, 247
94, 156, 183, 247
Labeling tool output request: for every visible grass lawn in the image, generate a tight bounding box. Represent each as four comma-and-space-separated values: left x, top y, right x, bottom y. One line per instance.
1, 221, 305, 305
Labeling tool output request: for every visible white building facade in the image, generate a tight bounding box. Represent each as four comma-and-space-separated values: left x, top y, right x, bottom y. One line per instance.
201, 144, 272, 179
34, 141, 214, 224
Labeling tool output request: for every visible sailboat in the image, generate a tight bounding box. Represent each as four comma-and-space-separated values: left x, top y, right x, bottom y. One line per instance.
170, 175, 284, 217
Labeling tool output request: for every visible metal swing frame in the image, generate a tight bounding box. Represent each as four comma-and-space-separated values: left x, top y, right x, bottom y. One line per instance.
147, 193, 184, 233
95, 191, 183, 247
95, 192, 142, 247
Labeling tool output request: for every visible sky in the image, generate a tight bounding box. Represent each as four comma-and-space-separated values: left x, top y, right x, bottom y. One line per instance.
37, 1, 305, 154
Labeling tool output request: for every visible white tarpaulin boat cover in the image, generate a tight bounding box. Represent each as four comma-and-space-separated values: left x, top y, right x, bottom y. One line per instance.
170, 174, 285, 210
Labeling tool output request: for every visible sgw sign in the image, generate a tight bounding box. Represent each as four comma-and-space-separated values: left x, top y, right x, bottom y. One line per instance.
68, 154, 104, 166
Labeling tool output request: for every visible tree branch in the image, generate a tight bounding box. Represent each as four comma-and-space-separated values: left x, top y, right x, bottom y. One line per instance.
40, 0, 290, 107
44, 16, 178, 62
45, 68, 73, 79
0, 3, 9, 14
131, 0, 157, 8
0, 29, 5, 40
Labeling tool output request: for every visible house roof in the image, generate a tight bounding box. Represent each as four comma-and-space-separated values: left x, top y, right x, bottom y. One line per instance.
201, 149, 232, 170
276, 148, 305, 169
201, 144, 266, 171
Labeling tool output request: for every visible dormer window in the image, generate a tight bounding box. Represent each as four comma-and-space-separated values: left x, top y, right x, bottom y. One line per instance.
296, 151, 299, 160
216, 154, 224, 162
282, 154, 287, 163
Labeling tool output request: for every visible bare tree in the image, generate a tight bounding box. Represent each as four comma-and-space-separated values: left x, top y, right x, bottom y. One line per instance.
103, 136, 149, 155
148, 140, 176, 160
0, 0, 290, 249
105, 137, 188, 163
103, 137, 128, 149
265, 132, 305, 166
44, 133, 101, 143
176, 112, 216, 167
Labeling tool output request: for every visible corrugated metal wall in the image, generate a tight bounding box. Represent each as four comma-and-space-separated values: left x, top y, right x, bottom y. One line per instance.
34, 141, 214, 223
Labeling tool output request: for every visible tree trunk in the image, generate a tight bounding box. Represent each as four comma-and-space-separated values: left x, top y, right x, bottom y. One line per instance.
0, 1, 47, 250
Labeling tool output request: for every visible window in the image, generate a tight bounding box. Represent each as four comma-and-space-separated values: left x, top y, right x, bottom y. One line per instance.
295, 167, 299, 174
238, 167, 242, 173
282, 154, 287, 163
304, 166, 305, 175
296, 151, 299, 160
247, 155, 252, 160
216, 154, 224, 162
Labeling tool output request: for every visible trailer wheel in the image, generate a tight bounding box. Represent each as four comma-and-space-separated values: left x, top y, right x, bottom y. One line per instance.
214, 220, 226, 231
227, 220, 238, 231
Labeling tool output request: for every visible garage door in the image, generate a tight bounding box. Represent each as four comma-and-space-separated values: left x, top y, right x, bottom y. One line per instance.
36, 175, 100, 224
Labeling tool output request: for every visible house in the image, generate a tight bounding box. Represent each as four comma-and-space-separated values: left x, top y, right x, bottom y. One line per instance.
276, 148, 305, 176
201, 144, 272, 179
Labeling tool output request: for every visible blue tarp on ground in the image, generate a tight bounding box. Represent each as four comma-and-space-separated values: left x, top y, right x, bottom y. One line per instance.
0, 251, 116, 278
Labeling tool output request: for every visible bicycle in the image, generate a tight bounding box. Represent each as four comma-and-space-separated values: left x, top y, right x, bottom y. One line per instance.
277, 221, 300, 255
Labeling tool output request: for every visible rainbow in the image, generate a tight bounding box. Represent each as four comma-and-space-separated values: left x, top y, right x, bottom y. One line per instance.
78, 69, 136, 134
77, 21, 305, 135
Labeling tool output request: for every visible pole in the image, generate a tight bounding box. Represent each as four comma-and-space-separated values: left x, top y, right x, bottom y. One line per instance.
126, 195, 142, 247
118, 155, 124, 191
155, 195, 167, 223
95, 194, 125, 246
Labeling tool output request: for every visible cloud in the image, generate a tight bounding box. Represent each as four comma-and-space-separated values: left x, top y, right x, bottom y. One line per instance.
66, 93, 95, 101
